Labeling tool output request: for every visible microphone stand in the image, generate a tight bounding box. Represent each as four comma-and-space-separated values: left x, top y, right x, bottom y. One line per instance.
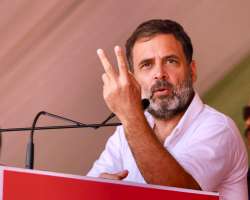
0, 112, 121, 170
0, 123, 122, 133
0, 99, 149, 170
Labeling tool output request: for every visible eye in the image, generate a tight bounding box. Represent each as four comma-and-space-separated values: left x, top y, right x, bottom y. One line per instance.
140, 62, 152, 69
164, 57, 179, 66
167, 58, 178, 64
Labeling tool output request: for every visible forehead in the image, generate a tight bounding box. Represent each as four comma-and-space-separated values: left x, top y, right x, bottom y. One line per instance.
132, 34, 186, 64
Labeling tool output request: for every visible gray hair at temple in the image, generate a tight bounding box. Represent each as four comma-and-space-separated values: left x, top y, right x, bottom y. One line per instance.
125, 19, 193, 71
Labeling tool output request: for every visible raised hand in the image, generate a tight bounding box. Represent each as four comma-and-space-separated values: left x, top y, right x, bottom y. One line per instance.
97, 46, 142, 122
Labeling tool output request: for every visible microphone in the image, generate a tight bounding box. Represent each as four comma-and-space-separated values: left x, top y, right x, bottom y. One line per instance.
99, 98, 150, 126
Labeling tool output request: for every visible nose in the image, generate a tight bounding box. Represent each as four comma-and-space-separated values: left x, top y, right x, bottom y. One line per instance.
154, 63, 168, 80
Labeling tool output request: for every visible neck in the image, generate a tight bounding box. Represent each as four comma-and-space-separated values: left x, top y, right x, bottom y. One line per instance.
152, 92, 195, 143
154, 112, 184, 144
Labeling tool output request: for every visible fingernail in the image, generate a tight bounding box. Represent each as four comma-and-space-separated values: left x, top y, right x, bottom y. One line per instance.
114, 45, 120, 52
97, 49, 103, 54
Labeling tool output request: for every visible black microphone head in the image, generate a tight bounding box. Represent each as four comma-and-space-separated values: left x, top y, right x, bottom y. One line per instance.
142, 99, 150, 110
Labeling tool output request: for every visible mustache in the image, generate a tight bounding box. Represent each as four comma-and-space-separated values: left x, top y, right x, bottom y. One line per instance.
150, 80, 174, 94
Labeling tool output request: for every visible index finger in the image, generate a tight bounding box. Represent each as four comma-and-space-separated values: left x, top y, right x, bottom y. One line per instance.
97, 48, 117, 78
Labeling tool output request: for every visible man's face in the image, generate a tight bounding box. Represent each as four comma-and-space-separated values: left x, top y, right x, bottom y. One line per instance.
132, 34, 197, 119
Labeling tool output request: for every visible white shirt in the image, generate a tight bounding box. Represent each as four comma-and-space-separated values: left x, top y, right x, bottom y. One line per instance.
87, 94, 248, 200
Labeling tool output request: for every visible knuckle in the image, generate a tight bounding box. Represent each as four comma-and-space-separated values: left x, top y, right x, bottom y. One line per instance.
102, 73, 109, 83
119, 63, 126, 68
120, 79, 130, 88
101, 73, 106, 81
102, 73, 106, 78
103, 93, 108, 100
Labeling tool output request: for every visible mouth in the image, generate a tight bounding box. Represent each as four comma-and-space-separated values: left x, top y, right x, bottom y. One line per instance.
153, 88, 170, 97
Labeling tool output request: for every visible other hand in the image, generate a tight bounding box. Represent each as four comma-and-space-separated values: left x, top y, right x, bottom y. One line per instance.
99, 170, 129, 180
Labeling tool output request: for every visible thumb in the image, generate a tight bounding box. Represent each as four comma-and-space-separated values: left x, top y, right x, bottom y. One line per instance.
115, 170, 129, 179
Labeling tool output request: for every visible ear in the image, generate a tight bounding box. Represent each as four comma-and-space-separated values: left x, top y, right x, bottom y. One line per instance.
190, 60, 197, 83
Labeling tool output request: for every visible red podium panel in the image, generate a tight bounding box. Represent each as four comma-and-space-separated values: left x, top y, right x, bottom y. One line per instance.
0, 167, 219, 200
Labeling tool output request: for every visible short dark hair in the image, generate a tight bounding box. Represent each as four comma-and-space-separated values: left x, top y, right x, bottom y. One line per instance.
125, 19, 193, 70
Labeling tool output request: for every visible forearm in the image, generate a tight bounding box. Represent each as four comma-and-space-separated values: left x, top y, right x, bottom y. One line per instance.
122, 112, 201, 189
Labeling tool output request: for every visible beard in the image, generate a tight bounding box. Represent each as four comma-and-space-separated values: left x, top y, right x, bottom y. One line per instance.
147, 72, 194, 120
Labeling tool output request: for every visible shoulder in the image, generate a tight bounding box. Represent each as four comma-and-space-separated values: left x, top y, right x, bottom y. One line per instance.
193, 104, 247, 170
184, 102, 247, 165
195, 104, 240, 139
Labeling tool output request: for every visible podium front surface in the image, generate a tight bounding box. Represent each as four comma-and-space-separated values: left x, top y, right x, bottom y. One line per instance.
0, 166, 219, 200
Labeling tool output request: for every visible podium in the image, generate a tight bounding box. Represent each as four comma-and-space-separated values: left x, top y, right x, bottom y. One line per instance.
0, 166, 219, 200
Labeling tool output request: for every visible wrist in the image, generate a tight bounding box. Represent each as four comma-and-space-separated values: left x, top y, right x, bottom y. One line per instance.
119, 108, 146, 127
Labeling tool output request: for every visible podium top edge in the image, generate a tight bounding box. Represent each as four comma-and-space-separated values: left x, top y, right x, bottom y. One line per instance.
0, 166, 219, 196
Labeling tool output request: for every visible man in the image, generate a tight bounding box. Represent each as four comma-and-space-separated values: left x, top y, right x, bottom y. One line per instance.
87, 19, 248, 199
243, 103, 250, 200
